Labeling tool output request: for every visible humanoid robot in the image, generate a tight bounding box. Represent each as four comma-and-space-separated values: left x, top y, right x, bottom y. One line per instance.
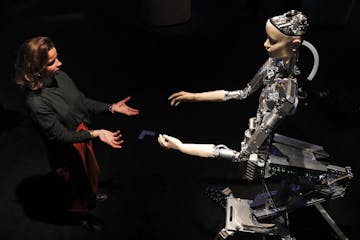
158, 10, 352, 239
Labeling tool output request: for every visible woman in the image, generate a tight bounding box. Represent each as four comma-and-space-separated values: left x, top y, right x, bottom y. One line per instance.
15, 36, 139, 230
158, 10, 309, 179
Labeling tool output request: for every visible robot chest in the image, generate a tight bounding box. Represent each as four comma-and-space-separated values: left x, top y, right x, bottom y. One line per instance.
259, 83, 287, 111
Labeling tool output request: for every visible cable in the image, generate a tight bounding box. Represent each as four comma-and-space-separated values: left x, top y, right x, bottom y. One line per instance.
302, 40, 319, 81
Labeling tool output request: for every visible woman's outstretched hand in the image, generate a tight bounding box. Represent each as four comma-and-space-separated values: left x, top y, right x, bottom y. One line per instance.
112, 96, 139, 116
168, 91, 195, 106
94, 129, 124, 149
158, 134, 182, 151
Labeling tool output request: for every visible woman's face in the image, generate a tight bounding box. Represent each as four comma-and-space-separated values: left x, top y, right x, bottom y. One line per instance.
264, 20, 298, 60
44, 47, 62, 75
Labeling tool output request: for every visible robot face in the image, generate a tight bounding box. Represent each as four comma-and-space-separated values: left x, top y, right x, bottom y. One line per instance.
264, 20, 300, 60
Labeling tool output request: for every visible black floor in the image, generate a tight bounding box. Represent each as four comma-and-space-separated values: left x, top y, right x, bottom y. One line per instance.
1, 1, 360, 240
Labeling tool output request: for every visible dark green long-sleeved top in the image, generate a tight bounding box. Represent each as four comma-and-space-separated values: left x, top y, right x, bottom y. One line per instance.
26, 71, 110, 144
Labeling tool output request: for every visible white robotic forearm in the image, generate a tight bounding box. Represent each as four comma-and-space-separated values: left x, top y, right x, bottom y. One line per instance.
179, 143, 218, 158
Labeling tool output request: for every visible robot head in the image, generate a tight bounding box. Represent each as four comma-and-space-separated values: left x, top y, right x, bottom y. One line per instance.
270, 10, 309, 37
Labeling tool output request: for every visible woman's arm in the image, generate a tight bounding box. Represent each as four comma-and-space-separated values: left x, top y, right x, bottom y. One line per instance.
110, 96, 139, 116
28, 100, 124, 148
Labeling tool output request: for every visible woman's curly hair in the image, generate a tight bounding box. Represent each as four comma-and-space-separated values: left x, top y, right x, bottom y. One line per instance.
15, 36, 55, 90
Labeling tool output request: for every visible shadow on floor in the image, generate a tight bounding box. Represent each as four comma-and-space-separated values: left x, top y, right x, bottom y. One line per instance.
0, 105, 27, 134
15, 172, 81, 226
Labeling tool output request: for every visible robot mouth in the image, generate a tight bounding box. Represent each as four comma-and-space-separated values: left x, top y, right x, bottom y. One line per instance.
266, 50, 273, 56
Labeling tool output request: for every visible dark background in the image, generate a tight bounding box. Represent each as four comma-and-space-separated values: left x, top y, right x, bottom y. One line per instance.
0, 1, 359, 240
